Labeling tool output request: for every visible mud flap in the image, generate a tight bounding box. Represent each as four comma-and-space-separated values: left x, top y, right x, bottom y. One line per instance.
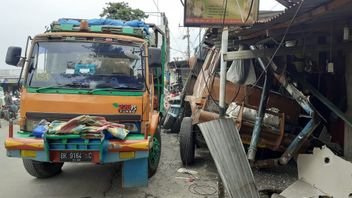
122, 158, 148, 188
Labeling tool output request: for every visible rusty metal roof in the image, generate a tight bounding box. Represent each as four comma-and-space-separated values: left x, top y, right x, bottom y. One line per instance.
255, 0, 331, 24
204, 0, 342, 47
236, 0, 332, 38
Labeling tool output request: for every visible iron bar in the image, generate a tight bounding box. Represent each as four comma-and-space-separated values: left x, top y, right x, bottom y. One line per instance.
299, 79, 352, 128
279, 119, 319, 165
247, 68, 273, 161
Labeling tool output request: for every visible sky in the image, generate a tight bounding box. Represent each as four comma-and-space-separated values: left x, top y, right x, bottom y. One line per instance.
0, 0, 284, 69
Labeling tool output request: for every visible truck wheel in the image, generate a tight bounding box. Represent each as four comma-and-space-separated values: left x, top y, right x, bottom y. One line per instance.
148, 127, 161, 178
23, 159, 64, 178
179, 117, 195, 165
163, 112, 176, 130
170, 116, 182, 133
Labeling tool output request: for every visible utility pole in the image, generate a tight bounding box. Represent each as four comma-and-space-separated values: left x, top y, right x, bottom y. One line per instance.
182, 27, 191, 59
186, 27, 191, 60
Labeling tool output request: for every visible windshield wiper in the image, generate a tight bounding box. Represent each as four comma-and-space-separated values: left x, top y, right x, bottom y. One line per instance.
34, 83, 82, 92
88, 87, 141, 94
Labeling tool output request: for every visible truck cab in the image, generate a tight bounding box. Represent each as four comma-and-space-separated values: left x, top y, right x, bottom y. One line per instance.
4, 18, 166, 188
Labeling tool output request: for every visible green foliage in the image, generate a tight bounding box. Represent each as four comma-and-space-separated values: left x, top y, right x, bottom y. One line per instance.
100, 2, 148, 21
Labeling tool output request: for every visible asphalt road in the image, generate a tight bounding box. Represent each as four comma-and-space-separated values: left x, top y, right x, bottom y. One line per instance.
0, 121, 219, 198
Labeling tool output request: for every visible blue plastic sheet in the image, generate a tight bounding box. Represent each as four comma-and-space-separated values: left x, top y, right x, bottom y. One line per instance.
58, 19, 80, 25
125, 20, 149, 32
87, 18, 124, 26
57, 18, 149, 34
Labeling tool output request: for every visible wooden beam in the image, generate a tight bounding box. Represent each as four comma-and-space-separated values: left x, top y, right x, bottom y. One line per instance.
223, 50, 263, 61
223, 42, 352, 61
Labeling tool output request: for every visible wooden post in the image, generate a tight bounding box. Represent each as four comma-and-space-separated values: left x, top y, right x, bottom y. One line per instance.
9, 119, 13, 138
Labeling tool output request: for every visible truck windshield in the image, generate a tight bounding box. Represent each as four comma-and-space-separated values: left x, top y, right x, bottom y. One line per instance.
27, 41, 145, 90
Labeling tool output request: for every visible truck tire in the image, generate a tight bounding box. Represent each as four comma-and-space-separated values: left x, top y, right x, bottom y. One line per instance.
23, 159, 64, 178
148, 126, 161, 178
163, 111, 176, 129
179, 117, 195, 165
170, 116, 182, 133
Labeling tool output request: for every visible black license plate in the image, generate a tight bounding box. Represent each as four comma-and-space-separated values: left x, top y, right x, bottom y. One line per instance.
59, 151, 93, 162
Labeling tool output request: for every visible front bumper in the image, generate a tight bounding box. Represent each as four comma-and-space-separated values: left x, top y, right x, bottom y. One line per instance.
5, 132, 152, 188
5, 133, 150, 163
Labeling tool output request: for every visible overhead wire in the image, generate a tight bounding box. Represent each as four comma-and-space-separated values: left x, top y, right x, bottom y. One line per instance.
151, 0, 160, 12
221, 0, 228, 26
234, 0, 245, 22
196, 0, 229, 109
247, 0, 305, 90
243, 0, 254, 23
188, 183, 217, 196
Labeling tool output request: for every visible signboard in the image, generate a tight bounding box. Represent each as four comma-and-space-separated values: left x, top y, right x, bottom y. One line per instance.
184, 0, 259, 27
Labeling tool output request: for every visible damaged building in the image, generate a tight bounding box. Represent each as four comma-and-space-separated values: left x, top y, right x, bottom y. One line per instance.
170, 0, 352, 197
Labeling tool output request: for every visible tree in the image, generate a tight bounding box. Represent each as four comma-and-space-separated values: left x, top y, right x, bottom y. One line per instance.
100, 2, 148, 21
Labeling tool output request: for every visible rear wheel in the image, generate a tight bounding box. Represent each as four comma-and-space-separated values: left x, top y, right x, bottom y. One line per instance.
179, 117, 195, 165
148, 127, 161, 177
23, 159, 64, 178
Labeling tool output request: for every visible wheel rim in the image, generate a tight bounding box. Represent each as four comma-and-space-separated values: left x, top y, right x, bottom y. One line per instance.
149, 135, 160, 168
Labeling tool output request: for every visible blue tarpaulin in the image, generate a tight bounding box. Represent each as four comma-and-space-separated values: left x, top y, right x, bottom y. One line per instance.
57, 18, 149, 34
87, 18, 124, 26
58, 19, 80, 25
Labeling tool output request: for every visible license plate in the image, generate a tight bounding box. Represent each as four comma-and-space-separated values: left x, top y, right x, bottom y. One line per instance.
59, 151, 93, 162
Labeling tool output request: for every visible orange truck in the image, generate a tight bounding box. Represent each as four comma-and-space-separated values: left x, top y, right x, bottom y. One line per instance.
4, 18, 166, 187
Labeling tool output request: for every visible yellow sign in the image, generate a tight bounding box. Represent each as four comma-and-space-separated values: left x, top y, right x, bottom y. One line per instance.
184, 0, 259, 26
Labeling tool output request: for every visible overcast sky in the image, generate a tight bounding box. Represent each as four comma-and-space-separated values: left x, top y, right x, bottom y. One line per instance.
0, 0, 284, 69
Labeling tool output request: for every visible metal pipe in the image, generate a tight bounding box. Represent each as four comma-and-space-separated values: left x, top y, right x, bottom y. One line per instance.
250, 45, 315, 117
250, 45, 267, 71
279, 119, 319, 165
248, 46, 321, 167
218, 27, 229, 198
247, 69, 272, 161
273, 72, 315, 116
219, 27, 228, 117
252, 120, 319, 168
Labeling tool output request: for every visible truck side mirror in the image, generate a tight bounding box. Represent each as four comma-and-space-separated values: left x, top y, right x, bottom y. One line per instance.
148, 47, 162, 68
6, 46, 22, 66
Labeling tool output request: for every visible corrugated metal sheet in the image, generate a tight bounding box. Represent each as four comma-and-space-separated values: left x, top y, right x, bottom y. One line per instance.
204, 0, 333, 45
198, 118, 259, 198
255, 0, 331, 24
234, 0, 332, 37
257, 10, 285, 23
